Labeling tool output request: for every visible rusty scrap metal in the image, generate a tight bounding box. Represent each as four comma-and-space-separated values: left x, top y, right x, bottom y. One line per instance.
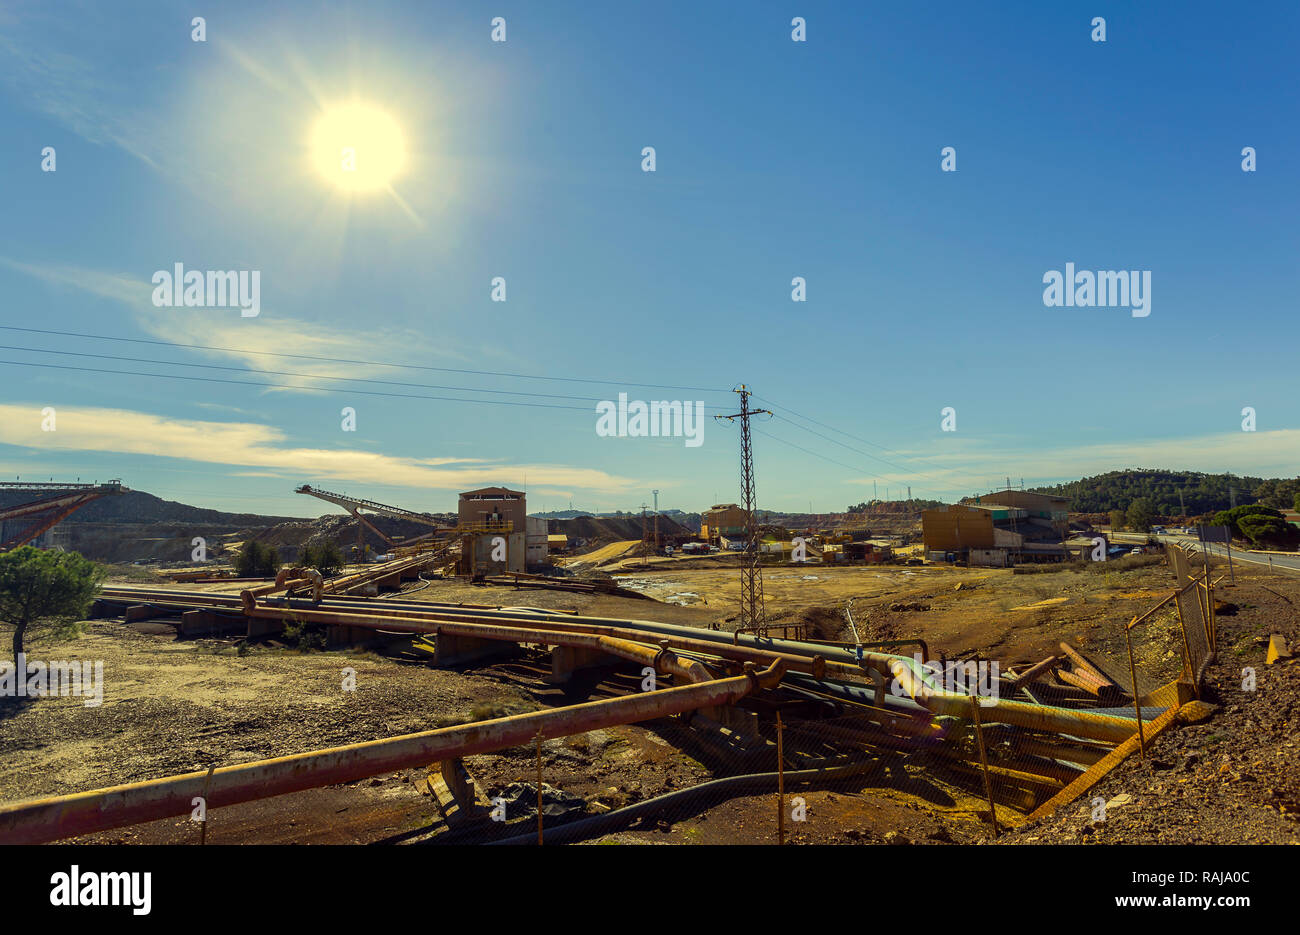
1027, 701, 1183, 822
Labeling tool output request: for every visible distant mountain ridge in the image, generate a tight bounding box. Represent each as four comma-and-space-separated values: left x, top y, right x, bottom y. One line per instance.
6, 468, 1295, 534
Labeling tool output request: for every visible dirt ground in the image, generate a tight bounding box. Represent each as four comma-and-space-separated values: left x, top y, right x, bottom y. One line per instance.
994, 569, 1300, 845
2, 556, 1296, 845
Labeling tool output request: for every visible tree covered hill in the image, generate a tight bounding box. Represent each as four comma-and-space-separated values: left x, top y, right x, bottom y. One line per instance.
1030, 470, 1298, 517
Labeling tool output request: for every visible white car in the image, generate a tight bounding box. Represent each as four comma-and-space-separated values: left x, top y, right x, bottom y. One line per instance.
1129, 547, 1143, 555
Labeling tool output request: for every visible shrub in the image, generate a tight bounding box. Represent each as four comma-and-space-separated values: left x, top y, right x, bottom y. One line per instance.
300, 540, 344, 576
1237, 514, 1300, 548
235, 540, 280, 577
282, 620, 326, 651
1212, 504, 1281, 539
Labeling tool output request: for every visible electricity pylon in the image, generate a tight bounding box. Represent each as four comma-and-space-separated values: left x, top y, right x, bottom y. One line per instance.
715, 385, 772, 637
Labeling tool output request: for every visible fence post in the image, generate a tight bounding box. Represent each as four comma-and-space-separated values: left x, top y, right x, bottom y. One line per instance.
776, 712, 786, 846
1124, 621, 1145, 758
535, 729, 544, 845
1201, 566, 1211, 655
969, 695, 998, 837
197, 763, 215, 846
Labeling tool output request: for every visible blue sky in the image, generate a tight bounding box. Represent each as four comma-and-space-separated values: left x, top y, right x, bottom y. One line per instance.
1, 0, 1296, 518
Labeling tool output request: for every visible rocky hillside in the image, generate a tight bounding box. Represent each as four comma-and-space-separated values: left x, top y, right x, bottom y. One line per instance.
0, 488, 299, 526
0, 485, 462, 564
549, 513, 694, 546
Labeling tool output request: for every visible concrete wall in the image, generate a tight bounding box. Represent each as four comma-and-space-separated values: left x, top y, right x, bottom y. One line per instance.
993, 527, 1024, 548
525, 516, 548, 567
970, 547, 1009, 567
467, 531, 525, 573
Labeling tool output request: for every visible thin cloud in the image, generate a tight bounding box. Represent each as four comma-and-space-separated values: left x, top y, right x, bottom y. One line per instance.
0, 29, 163, 172
0, 403, 639, 495
0, 258, 142, 306
0, 257, 449, 388
844, 429, 1300, 497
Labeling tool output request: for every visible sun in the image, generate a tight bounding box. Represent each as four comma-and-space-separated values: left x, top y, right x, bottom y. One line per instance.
310, 102, 407, 192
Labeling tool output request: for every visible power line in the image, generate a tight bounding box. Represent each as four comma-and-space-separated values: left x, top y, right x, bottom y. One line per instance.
0, 343, 624, 405
755, 429, 865, 476
769, 413, 943, 484
755, 428, 947, 502
0, 353, 739, 413
0, 326, 725, 394
755, 393, 991, 493
761, 416, 957, 499
0, 359, 596, 411
1, 329, 999, 504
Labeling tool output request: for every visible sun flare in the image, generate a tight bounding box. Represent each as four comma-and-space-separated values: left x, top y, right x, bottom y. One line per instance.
310, 102, 407, 192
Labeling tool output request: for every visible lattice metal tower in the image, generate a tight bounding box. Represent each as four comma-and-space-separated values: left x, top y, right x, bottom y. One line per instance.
715, 385, 772, 636
640, 503, 650, 563
652, 489, 660, 550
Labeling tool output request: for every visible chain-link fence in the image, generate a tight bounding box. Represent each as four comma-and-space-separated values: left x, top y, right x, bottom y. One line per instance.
400, 642, 1190, 845
1164, 542, 1218, 686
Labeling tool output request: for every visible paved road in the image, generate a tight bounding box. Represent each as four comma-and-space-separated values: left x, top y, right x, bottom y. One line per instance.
1110, 531, 1300, 575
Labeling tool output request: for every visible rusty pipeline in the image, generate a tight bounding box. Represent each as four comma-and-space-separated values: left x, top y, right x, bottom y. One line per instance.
426, 618, 713, 684
0, 661, 783, 845
243, 603, 855, 679
886, 657, 1150, 743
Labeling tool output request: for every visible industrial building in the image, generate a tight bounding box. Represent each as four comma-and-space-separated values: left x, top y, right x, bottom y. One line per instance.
965, 489, 1071, 539
456, 487, 549, 572
923, 489, 1071, 565
701, 503, 747, 542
